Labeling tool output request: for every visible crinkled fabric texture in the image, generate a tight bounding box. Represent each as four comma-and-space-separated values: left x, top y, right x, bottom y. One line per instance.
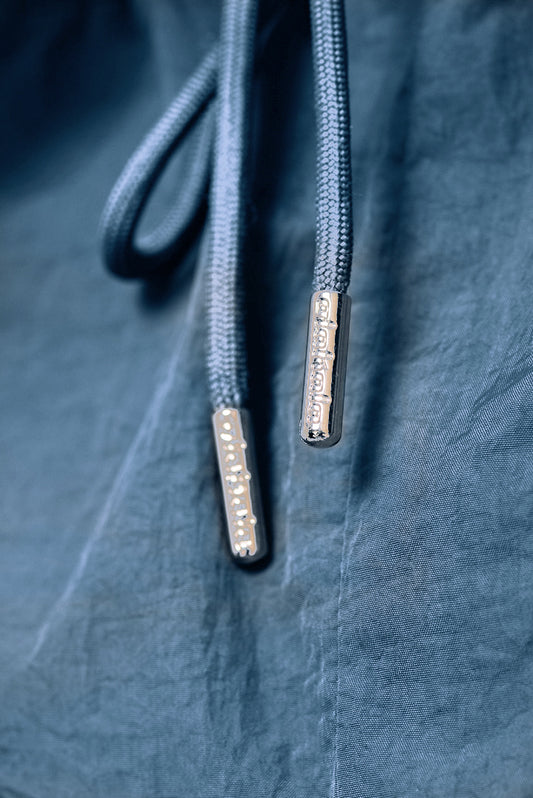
1, 1, 533, 796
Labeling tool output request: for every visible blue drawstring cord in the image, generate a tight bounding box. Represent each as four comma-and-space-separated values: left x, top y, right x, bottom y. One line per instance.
206, 0, 257, 410
99, 0, 353, 562
99, 47, 217, 279
310, 0, 353, 294
100, 0, 352, 398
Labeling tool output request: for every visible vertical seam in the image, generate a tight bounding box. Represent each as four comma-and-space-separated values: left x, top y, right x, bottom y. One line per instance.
332, 457, 363, 798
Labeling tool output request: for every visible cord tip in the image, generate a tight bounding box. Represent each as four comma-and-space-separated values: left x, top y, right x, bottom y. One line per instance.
212, 407, 268, 565
300, 290, 351, 448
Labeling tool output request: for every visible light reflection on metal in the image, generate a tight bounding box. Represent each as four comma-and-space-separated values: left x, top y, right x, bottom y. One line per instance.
212, 408, 267, 564
300, 290, 351, 447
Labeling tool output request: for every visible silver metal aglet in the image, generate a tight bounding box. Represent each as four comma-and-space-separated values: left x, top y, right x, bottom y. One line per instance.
212, 408, 268, 565
300, 290, 351, 447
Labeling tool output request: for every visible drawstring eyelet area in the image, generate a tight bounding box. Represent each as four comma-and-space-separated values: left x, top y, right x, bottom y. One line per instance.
99, 0, 353, 566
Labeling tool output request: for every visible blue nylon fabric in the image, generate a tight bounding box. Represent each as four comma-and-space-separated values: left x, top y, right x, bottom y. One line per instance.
1, 1, 533, 796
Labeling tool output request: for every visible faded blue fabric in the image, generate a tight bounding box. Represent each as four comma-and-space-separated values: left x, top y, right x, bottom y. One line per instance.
1, 1, 533, 796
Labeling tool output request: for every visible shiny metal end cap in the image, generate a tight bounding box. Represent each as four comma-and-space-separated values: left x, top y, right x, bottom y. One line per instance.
212, 408, 268, 566
300, 291, 351, 447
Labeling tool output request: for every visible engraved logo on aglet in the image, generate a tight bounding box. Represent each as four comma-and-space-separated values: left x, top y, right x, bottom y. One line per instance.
212, 408, 258, 557
300, 290, 351, 446
305, 294, 337, 436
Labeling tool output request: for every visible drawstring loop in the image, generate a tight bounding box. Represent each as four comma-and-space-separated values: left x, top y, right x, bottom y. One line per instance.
100, 47, 217, 280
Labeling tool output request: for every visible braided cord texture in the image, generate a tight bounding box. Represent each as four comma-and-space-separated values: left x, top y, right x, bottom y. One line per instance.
99, 48, 217, 279
310, 0, 353, 293
206, 0, 258, 409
